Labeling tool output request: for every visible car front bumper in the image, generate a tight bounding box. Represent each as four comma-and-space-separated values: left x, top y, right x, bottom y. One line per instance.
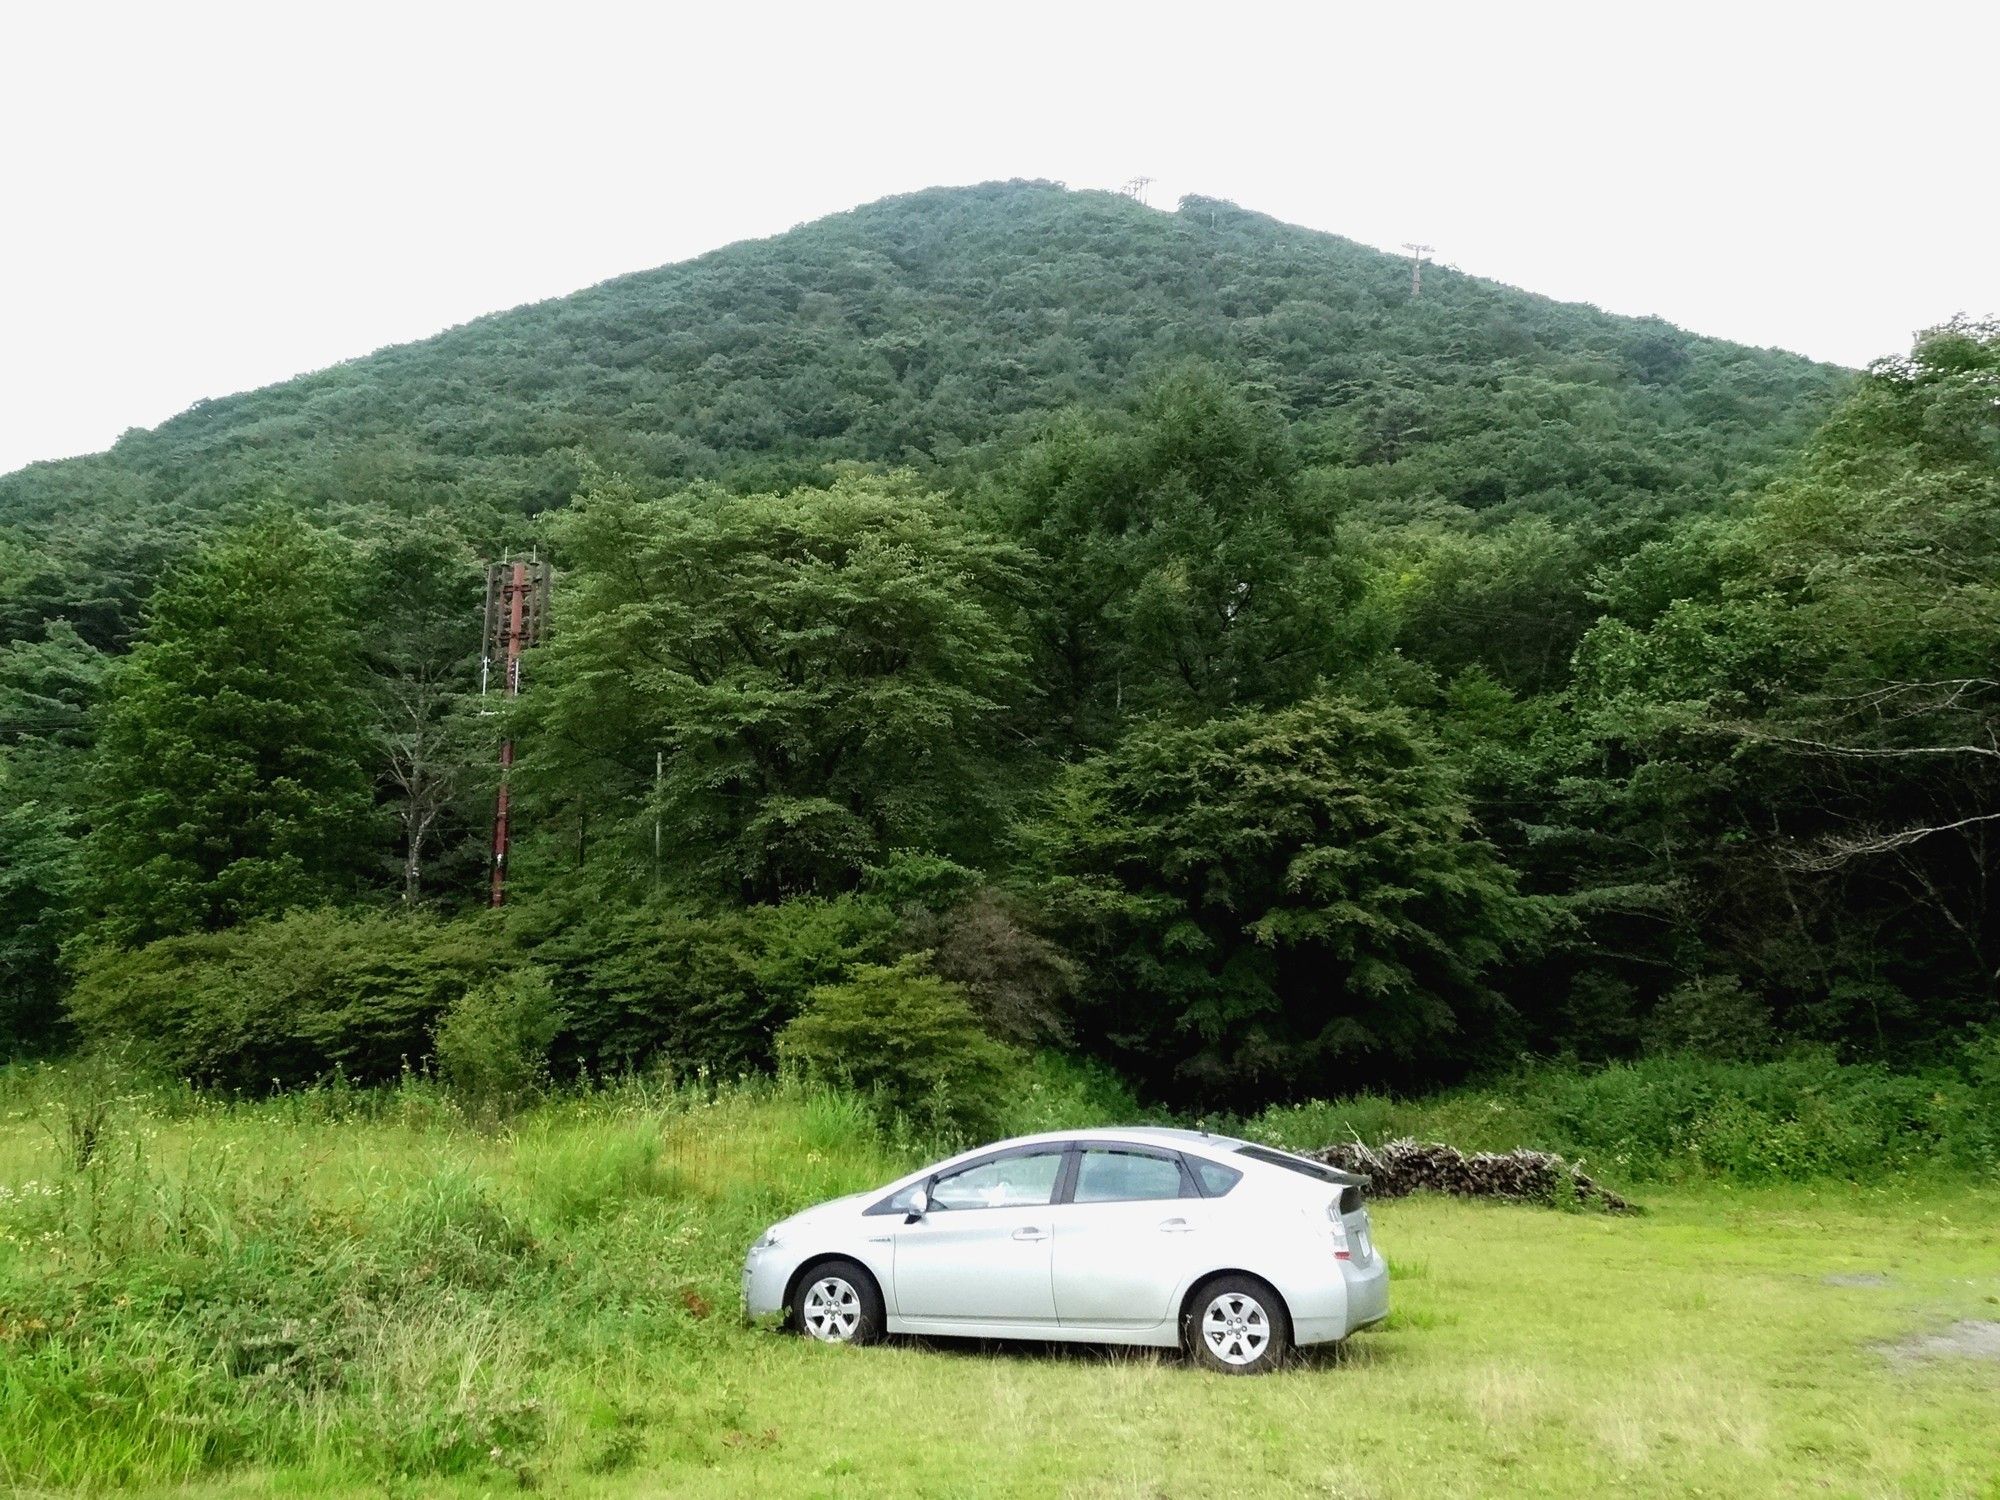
742, 1242, 790, 1324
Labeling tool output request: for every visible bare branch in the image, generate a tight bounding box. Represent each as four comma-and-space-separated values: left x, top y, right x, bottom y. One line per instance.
1786, 810, 2000, 871
1733, 727, 2000, 761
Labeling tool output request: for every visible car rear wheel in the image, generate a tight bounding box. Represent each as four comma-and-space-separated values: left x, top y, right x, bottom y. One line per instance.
1184, 1275, 1288, 1374
791, 1259, 884, 1346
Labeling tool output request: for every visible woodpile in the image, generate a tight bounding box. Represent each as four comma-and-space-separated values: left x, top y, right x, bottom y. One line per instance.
1312, 1138, 1635, 1213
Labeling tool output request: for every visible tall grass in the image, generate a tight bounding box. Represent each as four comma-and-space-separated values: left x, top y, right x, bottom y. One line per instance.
3, 1046, 1994, 1491
0, 1063, 932, 1492
1240, 1046, 2000, 1182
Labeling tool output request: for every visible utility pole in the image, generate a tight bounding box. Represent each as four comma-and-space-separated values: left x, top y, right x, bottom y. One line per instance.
481, 557, 551, 907
1403, 243, 1433, 299
653, 747, 664, 889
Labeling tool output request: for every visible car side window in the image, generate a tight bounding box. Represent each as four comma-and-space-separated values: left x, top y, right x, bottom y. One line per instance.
1190, 1159, 1244, 1197
1071, 1148, 1189, 1203
928, 1150, 1066, 1210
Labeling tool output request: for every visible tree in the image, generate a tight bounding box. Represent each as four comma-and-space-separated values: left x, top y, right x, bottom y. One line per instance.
78, 513, 378, 946
0, 763, 78, 1048
999, 368, 1373, 741
522, 474, 1030, 901
0, 621, 102, 1046
355, 517, 485, 903
1562, 320, 2000, 1052
1022, 697, 1550, 1102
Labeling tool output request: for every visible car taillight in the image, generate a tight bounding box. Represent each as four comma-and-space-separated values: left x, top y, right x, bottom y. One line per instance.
1325, 1201, 1352, 1260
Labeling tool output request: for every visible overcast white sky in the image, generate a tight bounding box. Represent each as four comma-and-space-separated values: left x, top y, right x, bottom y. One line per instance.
2, 0, 1994, 477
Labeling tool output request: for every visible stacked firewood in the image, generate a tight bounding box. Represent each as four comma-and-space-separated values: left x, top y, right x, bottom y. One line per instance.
1312, 1138, 1635, 1213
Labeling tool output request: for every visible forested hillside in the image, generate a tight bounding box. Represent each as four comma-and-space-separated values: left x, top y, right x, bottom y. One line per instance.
8, 180, 1996, 1113
0, 181, 1839, 650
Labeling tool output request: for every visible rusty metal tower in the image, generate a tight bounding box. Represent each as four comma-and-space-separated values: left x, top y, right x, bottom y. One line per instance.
481, 557, 551, 907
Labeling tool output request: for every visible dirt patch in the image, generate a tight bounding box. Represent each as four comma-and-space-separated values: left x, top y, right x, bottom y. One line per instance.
1879, 1320, 2000, 1364
1824, 1272, 1892, 1288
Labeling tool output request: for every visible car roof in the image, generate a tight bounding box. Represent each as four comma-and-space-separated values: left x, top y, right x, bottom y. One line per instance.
983, 1125, 1250, 1155
883, 1126, 1363, 1194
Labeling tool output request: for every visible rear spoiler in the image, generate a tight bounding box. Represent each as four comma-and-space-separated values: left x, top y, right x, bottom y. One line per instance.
1233, 1141, 1370, 1190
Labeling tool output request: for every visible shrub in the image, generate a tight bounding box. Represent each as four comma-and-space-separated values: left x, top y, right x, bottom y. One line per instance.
434, 971, 559, 1115
893, 887, 1078, 1048
518, 894, 898, 1078
1643, 975, 1773, 1059
778, 956, 1020, 1136
65, 909, 511, 1087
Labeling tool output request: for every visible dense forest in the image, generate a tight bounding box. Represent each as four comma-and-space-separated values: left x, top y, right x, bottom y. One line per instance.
4, 180, 1995, 1115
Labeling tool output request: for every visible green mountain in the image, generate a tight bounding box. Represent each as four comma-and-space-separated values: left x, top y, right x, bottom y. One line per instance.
1, 180, 1843, 650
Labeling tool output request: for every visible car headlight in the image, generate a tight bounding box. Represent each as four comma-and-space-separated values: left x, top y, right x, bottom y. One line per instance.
754, 1225, 784, 1250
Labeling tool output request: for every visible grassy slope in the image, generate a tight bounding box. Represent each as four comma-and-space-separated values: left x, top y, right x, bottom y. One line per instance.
2, 1070, 1996, 1498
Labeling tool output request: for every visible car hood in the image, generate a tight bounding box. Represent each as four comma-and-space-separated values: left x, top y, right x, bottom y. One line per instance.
774, 1189, 874, 1232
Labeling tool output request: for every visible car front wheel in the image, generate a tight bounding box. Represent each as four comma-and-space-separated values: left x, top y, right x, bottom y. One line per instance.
1184, 1275, 1289, 1374
791, 1259, 885, 1346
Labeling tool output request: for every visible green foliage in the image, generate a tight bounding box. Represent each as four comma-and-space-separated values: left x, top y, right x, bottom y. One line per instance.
434, 970, 559, 1114
0, 759, 80, 1050
998, 366, 1374, 737
354, 514, 488, 903
778, 956, 1021, 1135
1246, 1047, 2000, 1182
1026, 697, 1552, 1101
1554, 318, 2000, 1060
64, 908, 513, 1087
522, 474, 1029, 901
15, 182, 2000, 1106
77, 514, 379, 947
515, 892, 900, 1077
0, 182, 1842, 550
1642, 975, 1774, 1059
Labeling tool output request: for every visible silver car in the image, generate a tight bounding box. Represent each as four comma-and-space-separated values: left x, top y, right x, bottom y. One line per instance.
742, 1126, 1389, 1374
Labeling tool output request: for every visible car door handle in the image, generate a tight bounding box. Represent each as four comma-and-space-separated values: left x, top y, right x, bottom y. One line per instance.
1012, 1227, 1048, 1241
1158, 1217, 1194, 1233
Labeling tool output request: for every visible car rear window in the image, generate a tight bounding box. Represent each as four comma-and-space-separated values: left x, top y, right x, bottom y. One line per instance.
1232, 1144, 1350, 1183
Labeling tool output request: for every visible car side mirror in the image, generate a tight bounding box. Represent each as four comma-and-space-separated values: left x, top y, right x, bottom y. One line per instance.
904, 1187, 929, 1223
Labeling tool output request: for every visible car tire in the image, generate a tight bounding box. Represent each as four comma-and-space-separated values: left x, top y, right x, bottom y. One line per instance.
1184, 1274, 1289, 1375
791, 1258, 885, 1346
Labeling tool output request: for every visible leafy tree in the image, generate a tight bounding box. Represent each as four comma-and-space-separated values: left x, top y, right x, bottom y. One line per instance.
1561, 320, 2000, 1053
1023, 697, 1551, 1101
78, 514, 379, 946
1001, 368, 1373, 739
522, 474, 1030, 901
778, 955, 1021, 1134
0, 763, 78, 1049
355, 516, 486, 902
0, 622, 103, 1044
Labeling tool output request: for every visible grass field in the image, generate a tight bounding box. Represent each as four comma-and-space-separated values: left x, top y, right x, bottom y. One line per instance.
2, 1066, 1997, 1498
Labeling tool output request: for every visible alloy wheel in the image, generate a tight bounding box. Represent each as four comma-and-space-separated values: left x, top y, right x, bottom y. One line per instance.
801, 1276, 863, 1342
1200, 1290, 1272, 1367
